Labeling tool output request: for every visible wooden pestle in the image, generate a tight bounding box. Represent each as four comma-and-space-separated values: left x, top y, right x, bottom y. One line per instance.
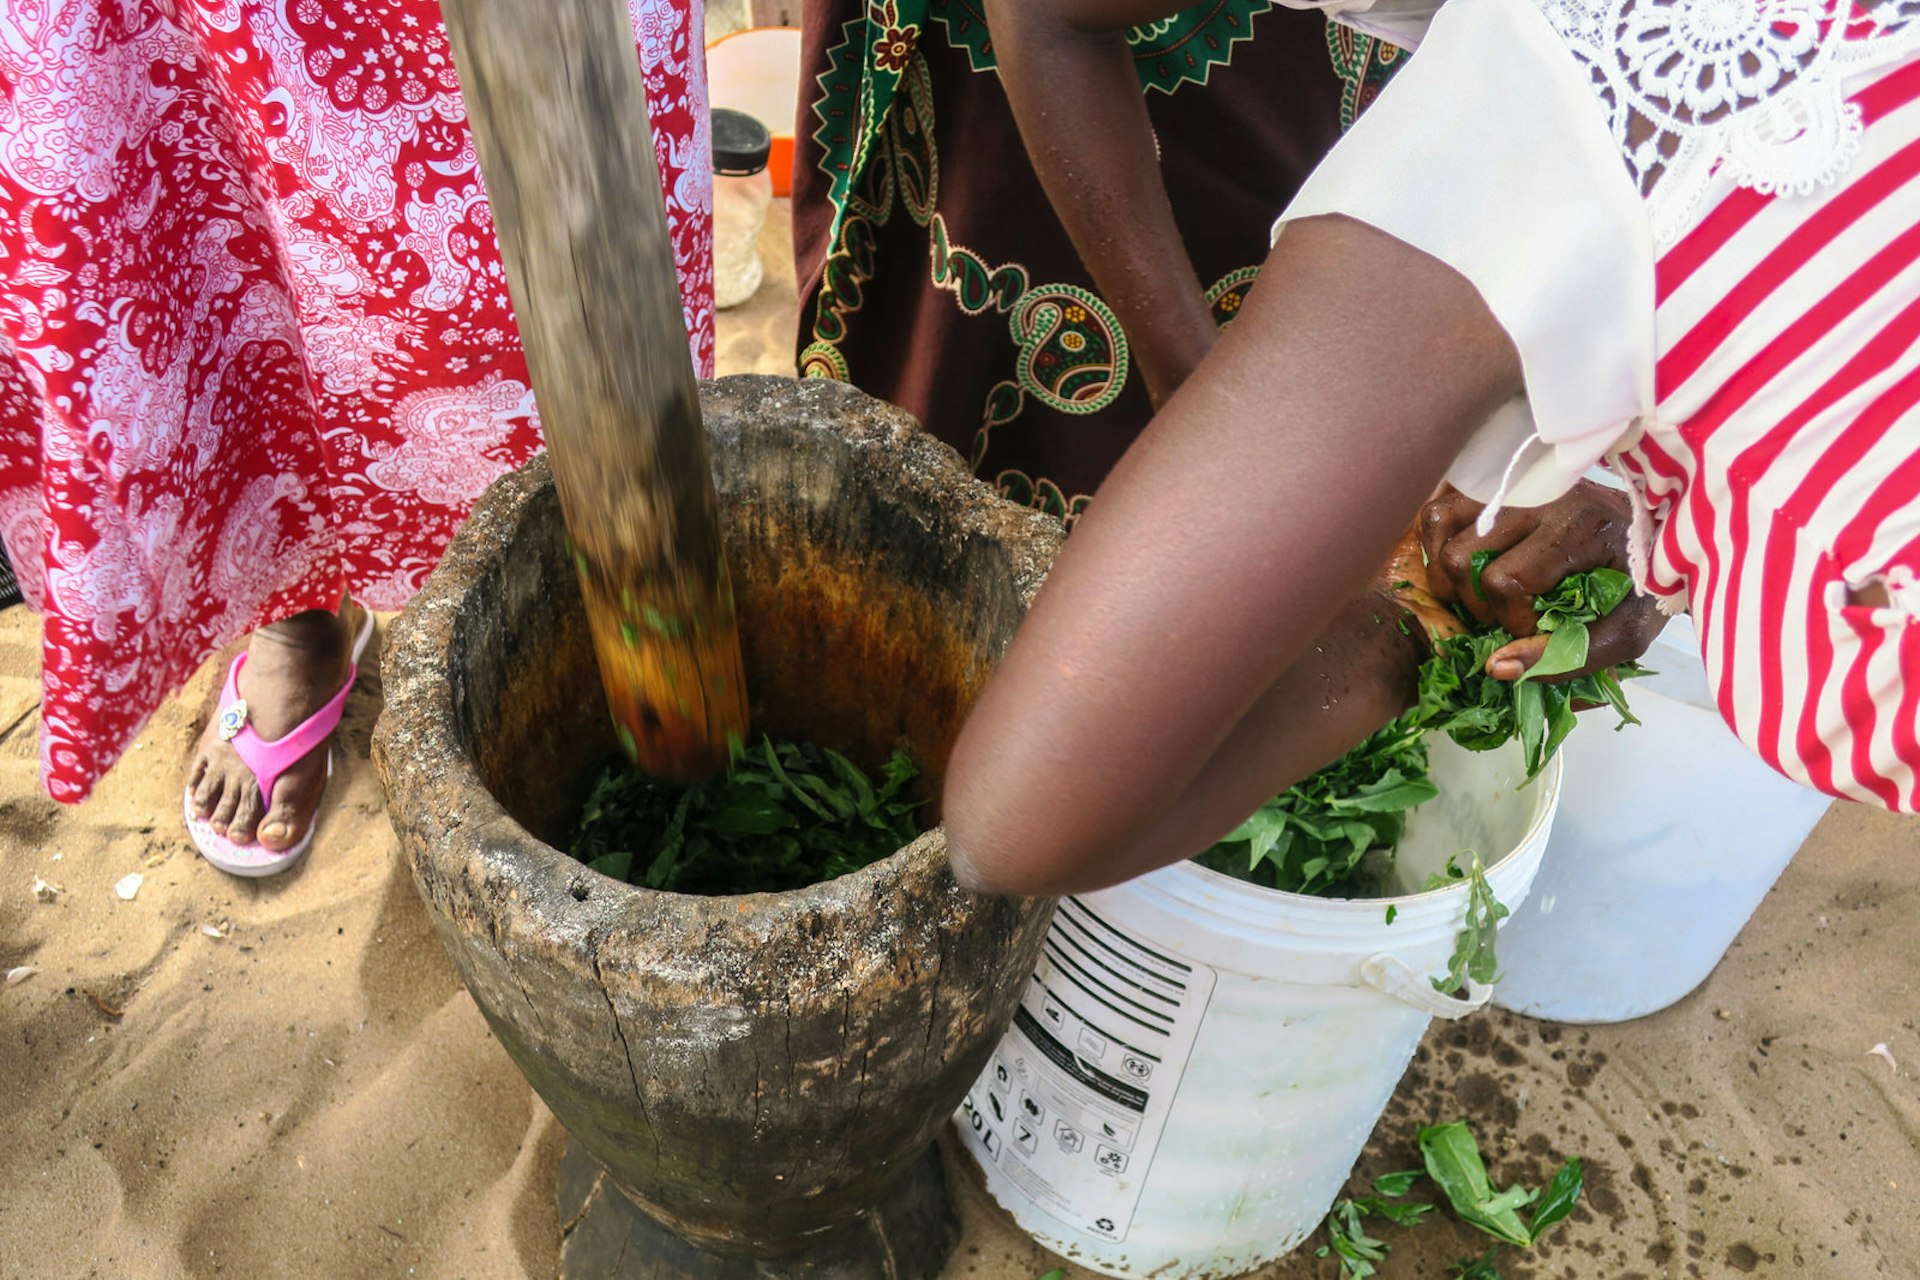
439, 0, 749, 781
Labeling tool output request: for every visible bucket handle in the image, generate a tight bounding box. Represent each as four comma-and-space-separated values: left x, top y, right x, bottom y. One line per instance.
1360, 954, 1494, 1021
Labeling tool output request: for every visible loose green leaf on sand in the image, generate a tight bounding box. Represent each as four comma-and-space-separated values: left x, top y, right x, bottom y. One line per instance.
1419, 1120, 1584, 1248
1315, 1170, 1434, 1278
1319, 1128, 1582, 1277
1528, 1156, 1586, 1236
1317, 1198, 1391, 1279
1451, 1247, 1504, 1278
1419, 1121, 1537, 1246
570, 736, 922, 895
1371, 1169, 1426, 1198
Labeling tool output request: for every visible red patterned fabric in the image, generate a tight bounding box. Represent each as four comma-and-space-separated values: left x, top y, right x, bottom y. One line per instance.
0, 0, 712, 803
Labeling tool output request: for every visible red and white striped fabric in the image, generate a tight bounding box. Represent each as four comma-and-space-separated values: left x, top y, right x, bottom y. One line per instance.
1618, 55, 1920, 809
1277, 0, 1920, 809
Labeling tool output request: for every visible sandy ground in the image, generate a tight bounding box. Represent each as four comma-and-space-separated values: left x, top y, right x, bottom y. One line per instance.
4, 206, 1920, 1280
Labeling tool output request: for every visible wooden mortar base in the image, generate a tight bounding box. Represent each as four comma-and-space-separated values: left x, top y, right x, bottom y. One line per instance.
557, 1136, 959, 1279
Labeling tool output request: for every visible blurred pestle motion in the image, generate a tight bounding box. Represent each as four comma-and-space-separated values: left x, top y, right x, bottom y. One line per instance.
437, 0, 751, 782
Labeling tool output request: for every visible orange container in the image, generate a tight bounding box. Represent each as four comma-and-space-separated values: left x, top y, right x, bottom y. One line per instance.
706, 26, 802, 197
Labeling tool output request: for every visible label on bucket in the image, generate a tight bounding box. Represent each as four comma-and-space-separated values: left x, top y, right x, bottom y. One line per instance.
960, 896, 1216, 1242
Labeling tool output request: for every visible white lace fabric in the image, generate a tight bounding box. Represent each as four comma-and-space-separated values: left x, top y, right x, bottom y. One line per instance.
1281, 0, 1920, 241
1536, 0, 1920, 244
1274, 0, 1920, 527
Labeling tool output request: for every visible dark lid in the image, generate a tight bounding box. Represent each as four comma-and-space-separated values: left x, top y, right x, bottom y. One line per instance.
711, 108, 772, 176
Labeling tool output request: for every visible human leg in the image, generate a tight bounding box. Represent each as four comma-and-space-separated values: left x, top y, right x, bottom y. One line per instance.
186, 598, 368, 856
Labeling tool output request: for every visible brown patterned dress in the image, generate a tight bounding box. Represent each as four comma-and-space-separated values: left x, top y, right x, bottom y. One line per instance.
791, 1, 1404, 522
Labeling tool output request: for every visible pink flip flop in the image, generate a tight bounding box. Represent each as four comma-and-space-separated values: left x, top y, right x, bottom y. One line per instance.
183, 610, 375, 878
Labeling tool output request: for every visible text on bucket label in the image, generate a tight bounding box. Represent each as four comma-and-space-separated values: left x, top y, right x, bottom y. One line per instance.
961, 897, 1216, 1242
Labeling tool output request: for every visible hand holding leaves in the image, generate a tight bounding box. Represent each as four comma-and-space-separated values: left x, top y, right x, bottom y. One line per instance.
1203, 520, 1650, 895
1419, 480, 1665, 684
1418, 570, 1646, 779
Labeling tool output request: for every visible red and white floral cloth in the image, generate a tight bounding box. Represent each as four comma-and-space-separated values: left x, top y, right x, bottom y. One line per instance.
0, 0, 712, 802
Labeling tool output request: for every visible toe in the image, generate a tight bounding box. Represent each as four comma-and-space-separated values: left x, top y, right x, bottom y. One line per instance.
227, 784, 266, 846
209, 774, 244, 835
256, 798, 308, 852
256, 767, 325, 852
191, 770, 221, 819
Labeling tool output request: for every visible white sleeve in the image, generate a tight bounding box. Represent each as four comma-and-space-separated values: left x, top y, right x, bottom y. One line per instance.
1270, 0, 1448, 50
1272, 0, 1656, 514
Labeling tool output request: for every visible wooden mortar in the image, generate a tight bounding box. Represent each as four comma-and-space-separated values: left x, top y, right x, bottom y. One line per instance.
374, 376, 1063, 1278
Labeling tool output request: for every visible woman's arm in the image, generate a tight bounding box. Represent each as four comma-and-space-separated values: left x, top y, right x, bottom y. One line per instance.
943, 214, 1521, 896
981, 0, 1223, 405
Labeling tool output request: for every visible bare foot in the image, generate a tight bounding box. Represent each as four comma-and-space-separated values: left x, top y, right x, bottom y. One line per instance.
185, 604, 363, 851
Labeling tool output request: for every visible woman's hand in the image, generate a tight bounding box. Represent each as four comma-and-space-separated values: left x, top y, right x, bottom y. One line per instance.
1376, 527, 1468, 646
1419, 481, 1665, 681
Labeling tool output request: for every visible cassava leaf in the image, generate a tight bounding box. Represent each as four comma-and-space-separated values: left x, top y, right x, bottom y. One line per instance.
1339, 771, 1442, 813
1360, 1196, 1437, 1228
824, 748, 876, 814
1373, 1169, 1426, 1198
1199, 711, 1435, 896
1431, 855, 1509, 994
1418, 1121, 1536, 1247
586, 849, 633, 881
799, 771, 857, 822
1523, 622, 1590, 681
641, 791, 696, 889
1318, 1198, 1393, 1278
880, 750, 919, 794
1528, 1158, 1584, 1236
1470, 549, 1498, 600
1423, 854, 1465, 892
1316, 1178, 1438, 1279
1521, 565, 1636, 685
1540, 690, 1580, 773
703, 793, 793, 837
569, 738, 923, 895
1451, 1247, 1504, 1279
764, 740, 838, 823
1418, 1122, 1585, 1256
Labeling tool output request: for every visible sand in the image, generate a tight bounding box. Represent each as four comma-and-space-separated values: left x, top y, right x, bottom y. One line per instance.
4, 207, 1920, 1280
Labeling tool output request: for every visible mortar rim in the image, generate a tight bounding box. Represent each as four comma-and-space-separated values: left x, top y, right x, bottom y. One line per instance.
373, 375, 1064, 982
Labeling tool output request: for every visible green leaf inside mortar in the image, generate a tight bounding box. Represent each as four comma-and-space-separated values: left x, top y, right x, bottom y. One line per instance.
569, 736, 924, 895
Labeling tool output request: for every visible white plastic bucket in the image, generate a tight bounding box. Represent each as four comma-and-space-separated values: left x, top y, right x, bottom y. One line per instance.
957, 737, 1561, 1279
1490, 617, 1832, 1024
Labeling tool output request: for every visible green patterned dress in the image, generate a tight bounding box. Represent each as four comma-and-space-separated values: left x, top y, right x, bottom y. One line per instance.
792, 1, 1404, 523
